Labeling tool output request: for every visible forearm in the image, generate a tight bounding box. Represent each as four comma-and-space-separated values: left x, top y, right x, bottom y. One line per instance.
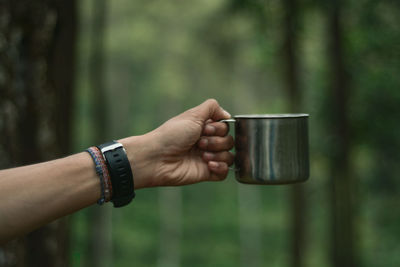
0, 135, 157, 243
0, 152, 99, 242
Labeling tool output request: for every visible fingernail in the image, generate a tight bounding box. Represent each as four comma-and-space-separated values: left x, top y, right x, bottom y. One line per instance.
222, 108, 231, 118
199, 138, 208, 148
209, 161, 219, 168
203, 152, 214, 160
205, 124, 216, 134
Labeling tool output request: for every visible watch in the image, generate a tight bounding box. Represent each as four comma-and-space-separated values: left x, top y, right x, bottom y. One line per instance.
98, 141, 135, 207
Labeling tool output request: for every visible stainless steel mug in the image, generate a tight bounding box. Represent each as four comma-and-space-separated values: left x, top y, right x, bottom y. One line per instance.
224, 114, 309, 185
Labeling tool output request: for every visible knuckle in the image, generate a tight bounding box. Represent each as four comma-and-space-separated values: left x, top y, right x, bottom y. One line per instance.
209, 136, 233, 150
211, 136, 222, 146
222, 151, 231, 160
220, 137, 228, 146
215, 152, 224, 161
217, 122, 228, 133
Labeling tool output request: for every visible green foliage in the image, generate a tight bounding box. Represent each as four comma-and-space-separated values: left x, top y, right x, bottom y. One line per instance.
70, 0, 400, 266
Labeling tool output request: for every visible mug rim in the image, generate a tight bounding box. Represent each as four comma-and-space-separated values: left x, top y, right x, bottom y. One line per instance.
234, 114, 309, 119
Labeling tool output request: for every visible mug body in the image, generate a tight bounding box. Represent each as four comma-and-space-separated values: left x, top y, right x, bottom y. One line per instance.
234, 114, 309, 184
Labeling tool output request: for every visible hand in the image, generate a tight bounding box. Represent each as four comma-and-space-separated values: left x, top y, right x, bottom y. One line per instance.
122, 99, 234, 188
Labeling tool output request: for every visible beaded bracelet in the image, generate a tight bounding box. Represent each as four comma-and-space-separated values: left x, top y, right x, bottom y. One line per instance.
86, 146, 113, 204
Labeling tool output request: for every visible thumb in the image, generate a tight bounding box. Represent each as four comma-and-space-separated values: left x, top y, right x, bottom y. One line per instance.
192, 99, 231, 121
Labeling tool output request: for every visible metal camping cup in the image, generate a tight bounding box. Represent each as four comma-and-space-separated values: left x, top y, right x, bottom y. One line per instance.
224, 114, 309, 185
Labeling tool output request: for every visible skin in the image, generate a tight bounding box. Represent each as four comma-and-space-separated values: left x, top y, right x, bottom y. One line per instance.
0, 99, 234, 244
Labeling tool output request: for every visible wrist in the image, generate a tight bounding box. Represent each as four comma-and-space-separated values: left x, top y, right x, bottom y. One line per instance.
118, 133, 161, 189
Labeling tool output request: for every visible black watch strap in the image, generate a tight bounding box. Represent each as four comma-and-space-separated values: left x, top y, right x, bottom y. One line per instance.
98, 141, 135, 207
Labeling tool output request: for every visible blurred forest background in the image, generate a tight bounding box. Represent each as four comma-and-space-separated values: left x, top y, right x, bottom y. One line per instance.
1, 0, 400, 266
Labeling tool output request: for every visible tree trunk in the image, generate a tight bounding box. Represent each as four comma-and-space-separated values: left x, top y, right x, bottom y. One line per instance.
326, 0, 356, 266
281, 0, 307, 267
86, 0, 114, 266
0, 0, 77, 266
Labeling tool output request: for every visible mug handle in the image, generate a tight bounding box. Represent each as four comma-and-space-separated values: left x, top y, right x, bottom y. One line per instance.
220, 119, 236, 123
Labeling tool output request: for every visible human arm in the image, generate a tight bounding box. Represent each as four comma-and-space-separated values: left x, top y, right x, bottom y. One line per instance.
0, 99, 233, 243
